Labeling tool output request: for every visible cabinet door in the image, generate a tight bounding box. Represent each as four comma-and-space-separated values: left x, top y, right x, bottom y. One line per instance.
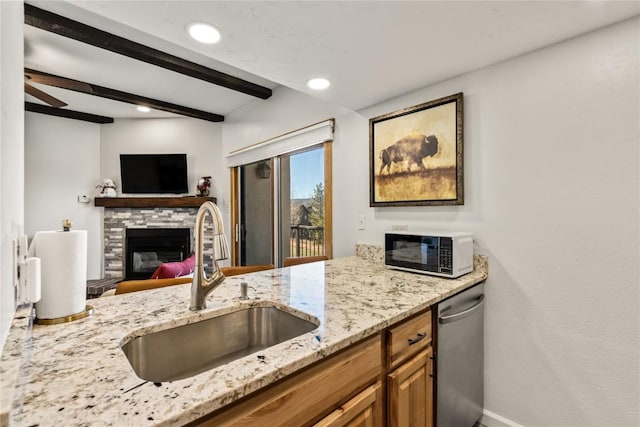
387, 347, 433, 427
315, 382, 383, 427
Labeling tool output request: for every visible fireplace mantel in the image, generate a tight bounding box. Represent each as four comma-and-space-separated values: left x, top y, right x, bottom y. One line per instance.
95, 196, 216, 208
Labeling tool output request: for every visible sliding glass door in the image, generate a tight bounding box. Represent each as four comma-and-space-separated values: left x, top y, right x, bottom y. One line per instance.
231, 142, 332, 267
238, 160, 273, 265
279, 146, 328, 261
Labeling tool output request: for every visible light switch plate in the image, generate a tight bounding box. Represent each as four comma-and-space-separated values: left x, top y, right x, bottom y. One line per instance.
357, 215, 366, 230
77, 195, 90, 203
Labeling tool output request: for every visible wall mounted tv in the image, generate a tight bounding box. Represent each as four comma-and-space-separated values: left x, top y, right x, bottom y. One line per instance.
120, 154, 189, 194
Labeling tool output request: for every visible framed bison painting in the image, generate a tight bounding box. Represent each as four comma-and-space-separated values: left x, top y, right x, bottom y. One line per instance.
369, 92, 463, 207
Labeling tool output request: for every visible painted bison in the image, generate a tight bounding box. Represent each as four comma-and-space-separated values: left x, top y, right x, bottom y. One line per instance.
379, 134, 439, 175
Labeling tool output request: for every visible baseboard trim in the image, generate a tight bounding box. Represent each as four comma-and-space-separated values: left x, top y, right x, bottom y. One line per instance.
481, 409, 525, 427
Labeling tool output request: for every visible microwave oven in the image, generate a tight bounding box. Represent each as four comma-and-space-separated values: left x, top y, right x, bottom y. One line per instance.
384, 231, 474, 278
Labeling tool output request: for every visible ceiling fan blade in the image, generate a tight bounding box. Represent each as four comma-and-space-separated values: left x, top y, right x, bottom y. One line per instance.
25, 70, 93, 93
25, 82, 67, 108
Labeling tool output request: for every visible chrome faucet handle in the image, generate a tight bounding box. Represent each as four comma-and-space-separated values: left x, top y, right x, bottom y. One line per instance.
190, 201, 230, 311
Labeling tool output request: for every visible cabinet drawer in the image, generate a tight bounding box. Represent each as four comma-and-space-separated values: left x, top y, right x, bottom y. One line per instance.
387, 310, 431, 369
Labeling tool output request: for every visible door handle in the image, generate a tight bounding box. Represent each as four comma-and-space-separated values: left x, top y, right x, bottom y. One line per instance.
430, 352, 437, 378
438, 294, 485, 324
407, 332, 426, 345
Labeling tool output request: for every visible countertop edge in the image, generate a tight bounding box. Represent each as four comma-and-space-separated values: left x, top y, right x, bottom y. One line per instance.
0, 304, 34, 427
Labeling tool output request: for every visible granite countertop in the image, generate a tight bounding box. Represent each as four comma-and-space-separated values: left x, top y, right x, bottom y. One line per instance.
1, 249, 488, 426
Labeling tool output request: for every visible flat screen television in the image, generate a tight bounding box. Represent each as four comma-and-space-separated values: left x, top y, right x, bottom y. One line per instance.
120, 154, 189, 194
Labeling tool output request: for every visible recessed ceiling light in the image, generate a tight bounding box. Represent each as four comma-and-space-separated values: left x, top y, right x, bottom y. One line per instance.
187, 22, 221, 44
137, 106, 151, 113
307, 78, 331, 90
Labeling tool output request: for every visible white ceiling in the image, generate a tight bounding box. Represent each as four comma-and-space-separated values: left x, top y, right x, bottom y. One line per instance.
24, 1, 640, 120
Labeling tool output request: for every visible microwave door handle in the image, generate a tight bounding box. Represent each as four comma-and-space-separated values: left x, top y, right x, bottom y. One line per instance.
438, 294, 485, 324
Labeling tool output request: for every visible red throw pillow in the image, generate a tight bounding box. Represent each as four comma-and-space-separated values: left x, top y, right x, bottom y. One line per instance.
150, 255, 195, 279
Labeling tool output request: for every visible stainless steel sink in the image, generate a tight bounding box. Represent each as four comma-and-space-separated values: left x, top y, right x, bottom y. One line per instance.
121, 306, 319, 382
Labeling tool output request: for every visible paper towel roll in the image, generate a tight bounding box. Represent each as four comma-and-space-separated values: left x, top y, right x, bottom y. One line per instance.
32, 230, 87, 319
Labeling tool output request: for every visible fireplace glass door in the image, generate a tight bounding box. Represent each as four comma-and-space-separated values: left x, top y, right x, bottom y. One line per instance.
125, 228, 191, 279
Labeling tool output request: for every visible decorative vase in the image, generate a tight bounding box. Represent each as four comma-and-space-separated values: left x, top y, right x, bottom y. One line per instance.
196, 176, 212, 197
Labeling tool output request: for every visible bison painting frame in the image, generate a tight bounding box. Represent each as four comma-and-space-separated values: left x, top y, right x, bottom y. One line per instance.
369, 92, 464, 207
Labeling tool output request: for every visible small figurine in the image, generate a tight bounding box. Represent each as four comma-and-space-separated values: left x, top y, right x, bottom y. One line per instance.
196, 176, 212, 197
96, 179, 117, 197
62, 219, 72, 232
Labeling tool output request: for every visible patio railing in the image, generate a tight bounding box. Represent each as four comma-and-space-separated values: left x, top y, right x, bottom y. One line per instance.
290, 225, 325, 257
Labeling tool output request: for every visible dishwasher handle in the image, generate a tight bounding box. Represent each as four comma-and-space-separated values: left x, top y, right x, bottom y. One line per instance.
438, 294, 485, 324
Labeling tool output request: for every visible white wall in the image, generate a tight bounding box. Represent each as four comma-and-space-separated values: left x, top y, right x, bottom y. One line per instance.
101, 118, 222, 199
0, 1, 24, 350
24, 113, 102, 279
353, 19, 639, 426
222, 19, 639, 426
356, 19, 640, 426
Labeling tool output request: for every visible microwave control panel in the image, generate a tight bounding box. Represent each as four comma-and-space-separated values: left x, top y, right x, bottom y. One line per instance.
439, 237, 453, 274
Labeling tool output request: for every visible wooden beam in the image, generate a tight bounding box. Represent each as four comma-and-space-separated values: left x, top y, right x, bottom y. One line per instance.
24, 4, 272, 100
25, 101, 114, 124
25, 68, 224, 122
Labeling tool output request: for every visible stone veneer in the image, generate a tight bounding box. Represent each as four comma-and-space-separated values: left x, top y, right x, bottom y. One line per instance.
103, 207, 213, 279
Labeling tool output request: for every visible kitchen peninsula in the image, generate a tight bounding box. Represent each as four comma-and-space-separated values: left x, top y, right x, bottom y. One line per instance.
1, 248, 488, 426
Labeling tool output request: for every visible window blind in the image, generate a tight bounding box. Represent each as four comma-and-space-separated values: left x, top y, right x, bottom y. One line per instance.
227, 119, 334, 167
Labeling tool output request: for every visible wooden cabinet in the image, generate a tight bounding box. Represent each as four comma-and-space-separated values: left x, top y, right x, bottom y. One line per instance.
387, 348, 433, 427
386, 309, 434, 427
314, 382, 383, 427
190, 335, 382, 427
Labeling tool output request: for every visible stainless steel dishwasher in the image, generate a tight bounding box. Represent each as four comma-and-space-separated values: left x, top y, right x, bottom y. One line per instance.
436, 282, 485, 427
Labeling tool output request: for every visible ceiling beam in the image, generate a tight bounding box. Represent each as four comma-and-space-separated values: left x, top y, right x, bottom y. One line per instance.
24, 4, 272, 100
25, 68, 224, 122
25, 102, 114, 124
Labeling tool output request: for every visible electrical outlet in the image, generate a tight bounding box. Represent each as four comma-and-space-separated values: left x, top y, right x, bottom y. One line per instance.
391, 224, 408, 231
77, 195, 90, 203
357, 215, 366, 230
12, 238, 18, 293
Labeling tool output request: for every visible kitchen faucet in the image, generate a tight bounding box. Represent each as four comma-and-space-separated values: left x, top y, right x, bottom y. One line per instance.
190, 201, 230, 310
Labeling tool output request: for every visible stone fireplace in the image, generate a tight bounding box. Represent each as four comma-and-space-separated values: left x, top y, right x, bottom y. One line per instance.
101, 200, 215, 279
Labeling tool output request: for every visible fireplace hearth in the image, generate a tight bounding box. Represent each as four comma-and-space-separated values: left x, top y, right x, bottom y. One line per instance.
125, 228, 191, 280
